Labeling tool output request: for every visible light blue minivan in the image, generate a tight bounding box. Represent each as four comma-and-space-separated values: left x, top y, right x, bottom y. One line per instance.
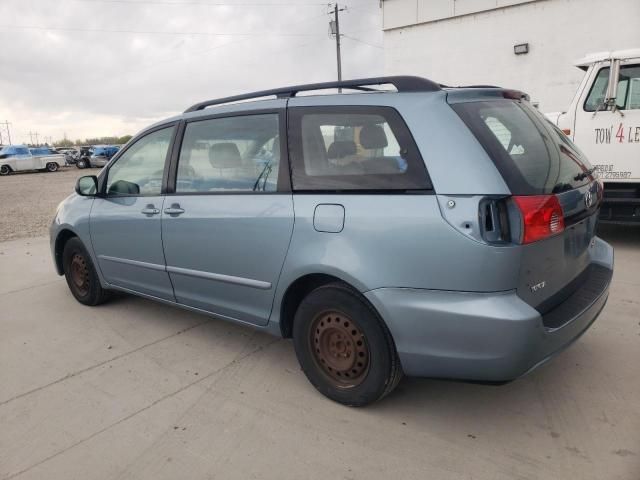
51, 77, 614, 406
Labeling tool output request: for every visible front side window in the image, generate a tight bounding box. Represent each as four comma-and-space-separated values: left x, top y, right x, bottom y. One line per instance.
105, 126, 174, 196
176, 114, 281, 193
585, 64, 640, 111
289, 106, 430, 191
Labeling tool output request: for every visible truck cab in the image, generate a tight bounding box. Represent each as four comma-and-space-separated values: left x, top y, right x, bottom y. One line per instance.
550, 49, 640, 224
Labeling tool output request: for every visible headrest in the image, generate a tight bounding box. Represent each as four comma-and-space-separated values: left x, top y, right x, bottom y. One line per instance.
209, 142, 241, 168
360, 124, 388, 150
327, 140, 357, 159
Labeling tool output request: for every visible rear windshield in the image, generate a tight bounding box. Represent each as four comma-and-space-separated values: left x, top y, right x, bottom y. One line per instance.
452, 99, 593, 194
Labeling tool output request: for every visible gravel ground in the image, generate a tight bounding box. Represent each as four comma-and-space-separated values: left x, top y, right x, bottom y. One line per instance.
0, 167, 89, 241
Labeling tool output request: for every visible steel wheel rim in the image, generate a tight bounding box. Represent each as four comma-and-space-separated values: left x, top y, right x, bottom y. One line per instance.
70, 253, 90, 296
310, 311, 370, 388
0, 166, 9, 175
47, 163, 56, 171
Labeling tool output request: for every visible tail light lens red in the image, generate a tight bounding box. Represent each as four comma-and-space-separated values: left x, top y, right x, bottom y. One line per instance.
513, 195, 565, 244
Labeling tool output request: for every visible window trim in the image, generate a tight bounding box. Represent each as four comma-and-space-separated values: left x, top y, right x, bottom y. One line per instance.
98, 121, 179, 197
287, 105, 433, 193
165, 108, 291, 196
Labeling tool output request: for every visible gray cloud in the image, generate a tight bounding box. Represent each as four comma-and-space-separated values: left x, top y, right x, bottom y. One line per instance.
0, 0, 382, 143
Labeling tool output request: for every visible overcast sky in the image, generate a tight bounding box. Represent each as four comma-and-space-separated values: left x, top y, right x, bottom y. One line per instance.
0, 0, 382, 144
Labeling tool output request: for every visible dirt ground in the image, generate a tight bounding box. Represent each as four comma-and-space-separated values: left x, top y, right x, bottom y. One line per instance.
0, 167, 88, 241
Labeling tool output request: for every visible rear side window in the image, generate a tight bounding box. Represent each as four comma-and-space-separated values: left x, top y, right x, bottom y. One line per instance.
452, 100, 593, 195
288, 106, 430, 191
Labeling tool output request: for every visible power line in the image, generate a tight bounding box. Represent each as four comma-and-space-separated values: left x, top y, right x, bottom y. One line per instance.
342, 34, 382, 49
0, 24, 326, 36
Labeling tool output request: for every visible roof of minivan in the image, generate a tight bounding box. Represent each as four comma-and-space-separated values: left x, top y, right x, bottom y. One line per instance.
140, 76, 526, 137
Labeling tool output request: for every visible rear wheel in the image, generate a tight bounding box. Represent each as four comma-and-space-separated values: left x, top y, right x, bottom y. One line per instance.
62, 237, 109, 306
293, 282, 402, 406
76, 159, 87, 169
0, 165, 10, 176
46, 162, 58, 172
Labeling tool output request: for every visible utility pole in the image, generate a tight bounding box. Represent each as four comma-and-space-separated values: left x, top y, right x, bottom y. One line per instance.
0, 121, 12, 145
330, 3, 346, 90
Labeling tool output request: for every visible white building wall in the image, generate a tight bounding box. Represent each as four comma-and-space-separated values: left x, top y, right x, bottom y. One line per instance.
383, 0, 640, 112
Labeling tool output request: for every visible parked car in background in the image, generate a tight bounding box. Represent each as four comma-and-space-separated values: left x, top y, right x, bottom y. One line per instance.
76, 145, 119, 169
0, 145, 65, 175
74, 146, 93, 168
55, 147, 79, 165
51, 76, 614, 406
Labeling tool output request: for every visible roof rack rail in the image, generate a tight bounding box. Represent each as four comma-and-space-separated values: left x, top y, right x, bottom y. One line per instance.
184, 75, 441, 113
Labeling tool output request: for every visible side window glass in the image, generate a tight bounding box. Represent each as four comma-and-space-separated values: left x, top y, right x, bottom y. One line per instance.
106, 126, 174, 196
289, 107, 430, 191
618, 65, 640, 110
584, 68, 609, 111
584, 65, 640, 111
176, 114, 280, 193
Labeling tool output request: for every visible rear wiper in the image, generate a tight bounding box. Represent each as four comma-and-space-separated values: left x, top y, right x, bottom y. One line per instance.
574, 167, 597, 182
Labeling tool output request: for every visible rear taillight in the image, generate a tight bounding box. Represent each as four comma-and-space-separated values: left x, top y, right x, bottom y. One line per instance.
513, 195, 565, 244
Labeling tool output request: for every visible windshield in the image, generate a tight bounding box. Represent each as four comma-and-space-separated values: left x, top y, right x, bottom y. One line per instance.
452, 99, 594, 194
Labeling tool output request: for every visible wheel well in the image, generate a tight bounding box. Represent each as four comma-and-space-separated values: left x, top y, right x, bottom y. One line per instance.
279, 273, 346, 338
54, 230, 77, 274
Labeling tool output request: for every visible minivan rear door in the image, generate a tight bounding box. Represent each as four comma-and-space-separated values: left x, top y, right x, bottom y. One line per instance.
451, 94, 602, 313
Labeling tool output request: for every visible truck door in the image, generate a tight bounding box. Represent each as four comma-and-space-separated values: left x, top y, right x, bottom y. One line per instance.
15, 147, 36, 171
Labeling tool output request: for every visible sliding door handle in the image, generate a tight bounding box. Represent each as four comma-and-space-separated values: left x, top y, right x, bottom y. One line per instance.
164, 203, 185, 215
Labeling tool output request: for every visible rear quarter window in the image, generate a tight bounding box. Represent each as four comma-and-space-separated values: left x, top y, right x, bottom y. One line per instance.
288, 106, 431, 191
452, 99, 594, 195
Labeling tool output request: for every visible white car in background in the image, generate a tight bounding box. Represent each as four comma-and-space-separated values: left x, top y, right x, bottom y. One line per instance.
0, 145, 66, 175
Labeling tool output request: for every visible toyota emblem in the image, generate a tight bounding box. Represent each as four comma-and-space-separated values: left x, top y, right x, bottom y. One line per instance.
584, 190, 594, 209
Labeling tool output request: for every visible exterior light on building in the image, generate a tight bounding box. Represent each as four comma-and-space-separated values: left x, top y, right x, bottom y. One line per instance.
514, 43, 529, 55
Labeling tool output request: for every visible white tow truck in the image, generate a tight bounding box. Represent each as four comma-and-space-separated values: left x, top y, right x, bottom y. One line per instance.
547, 49, 640, 224
0, 145, 66, 176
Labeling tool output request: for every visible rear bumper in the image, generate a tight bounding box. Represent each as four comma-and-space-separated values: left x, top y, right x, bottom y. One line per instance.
365, 237, 614, 381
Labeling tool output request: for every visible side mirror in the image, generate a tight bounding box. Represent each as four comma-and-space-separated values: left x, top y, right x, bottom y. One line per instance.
75, 175, 98, 196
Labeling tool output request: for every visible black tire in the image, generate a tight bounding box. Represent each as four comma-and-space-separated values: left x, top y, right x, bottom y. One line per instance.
76, 160, 87, 169
0, 165, 11, 176
62, 237, 110, 306
46, 162, 59, 172
293, 282, 403, 406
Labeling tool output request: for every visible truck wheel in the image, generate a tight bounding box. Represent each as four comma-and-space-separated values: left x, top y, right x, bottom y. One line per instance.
76, 160, 87, 169
62, 237, 110, 306
46, 162, 59, 172
292, 282, 403, 406
0, 165, 10, 176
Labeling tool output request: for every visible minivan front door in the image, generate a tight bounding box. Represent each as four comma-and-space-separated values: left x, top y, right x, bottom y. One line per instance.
90, 125, 176, 301
161, 110, 293, 326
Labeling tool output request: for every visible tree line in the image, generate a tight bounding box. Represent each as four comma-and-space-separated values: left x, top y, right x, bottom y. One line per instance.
54, 135, 133, 147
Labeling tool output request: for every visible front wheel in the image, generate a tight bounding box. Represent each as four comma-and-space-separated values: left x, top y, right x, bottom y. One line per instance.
293, 282, 403, 406
62, 237, 109, 306
46, 162, 59, 172
76, 160, 87, 169
0, 165, 11, 176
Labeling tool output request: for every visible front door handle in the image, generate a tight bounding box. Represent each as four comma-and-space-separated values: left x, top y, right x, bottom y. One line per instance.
141, 204, 160, 215
164, 203, 185, 216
